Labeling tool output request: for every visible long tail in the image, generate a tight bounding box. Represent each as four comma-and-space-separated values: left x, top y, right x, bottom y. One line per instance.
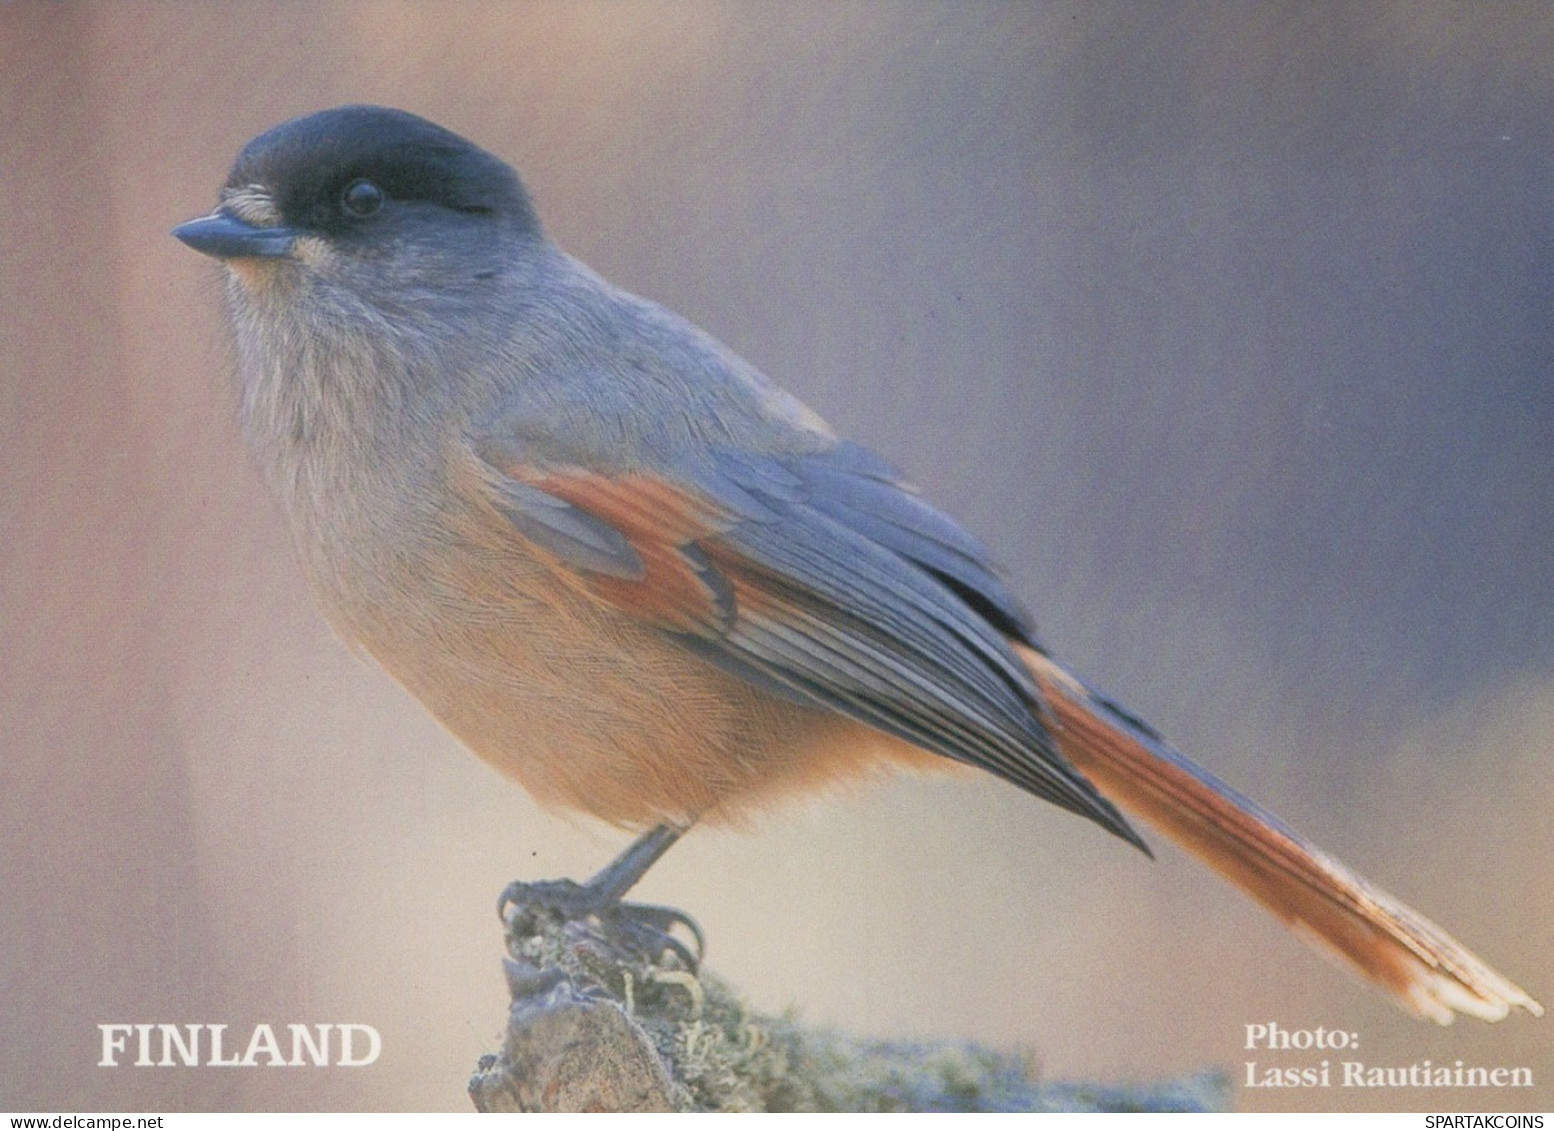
1018, 645, 1542, 1025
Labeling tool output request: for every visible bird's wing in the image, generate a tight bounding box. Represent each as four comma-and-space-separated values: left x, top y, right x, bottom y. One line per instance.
468, 432, 1543, 1025
469, 435, 1144, 850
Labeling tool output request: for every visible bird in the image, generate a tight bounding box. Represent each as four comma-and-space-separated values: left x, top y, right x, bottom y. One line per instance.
173, 104, 1541, 1026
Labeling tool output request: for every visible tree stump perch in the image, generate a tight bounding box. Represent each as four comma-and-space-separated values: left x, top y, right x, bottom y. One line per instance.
469, 896, 1230, 1113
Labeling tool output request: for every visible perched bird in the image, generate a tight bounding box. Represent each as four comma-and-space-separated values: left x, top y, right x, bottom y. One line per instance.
174, 105, 1540, 1025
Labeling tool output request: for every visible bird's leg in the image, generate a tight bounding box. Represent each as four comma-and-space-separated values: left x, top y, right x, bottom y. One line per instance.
498, 824, 704, 970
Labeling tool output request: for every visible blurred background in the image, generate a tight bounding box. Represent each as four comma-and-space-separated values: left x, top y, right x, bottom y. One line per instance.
2, 1, 1550, 1113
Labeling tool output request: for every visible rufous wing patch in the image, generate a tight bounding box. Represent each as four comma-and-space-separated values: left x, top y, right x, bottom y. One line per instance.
497, 462, 737, 635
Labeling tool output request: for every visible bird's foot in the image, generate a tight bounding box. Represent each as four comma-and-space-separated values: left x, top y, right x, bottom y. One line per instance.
499, 877, 704, 973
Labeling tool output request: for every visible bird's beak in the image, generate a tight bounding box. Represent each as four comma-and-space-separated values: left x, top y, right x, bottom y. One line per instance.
172, 211, 297, 260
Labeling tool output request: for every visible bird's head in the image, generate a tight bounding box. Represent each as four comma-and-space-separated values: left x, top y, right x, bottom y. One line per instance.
174, 105, 540, 320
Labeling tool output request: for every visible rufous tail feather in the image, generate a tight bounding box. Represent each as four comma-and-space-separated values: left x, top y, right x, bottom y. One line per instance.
1019, 645, 1542, 1024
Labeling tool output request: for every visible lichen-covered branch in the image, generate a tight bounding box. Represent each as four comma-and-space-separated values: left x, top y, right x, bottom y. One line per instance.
469, 899, 1229, 1113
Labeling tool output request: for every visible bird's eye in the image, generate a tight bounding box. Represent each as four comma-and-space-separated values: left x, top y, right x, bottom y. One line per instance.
340, 179, 385, 217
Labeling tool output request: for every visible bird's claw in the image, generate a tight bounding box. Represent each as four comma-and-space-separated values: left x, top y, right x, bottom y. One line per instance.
499, 879, 704, 972
602, 900, 705, 971
497, 877, 592, 920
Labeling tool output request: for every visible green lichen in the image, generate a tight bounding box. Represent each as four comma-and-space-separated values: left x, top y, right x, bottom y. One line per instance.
489, 902, 1229, 1113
